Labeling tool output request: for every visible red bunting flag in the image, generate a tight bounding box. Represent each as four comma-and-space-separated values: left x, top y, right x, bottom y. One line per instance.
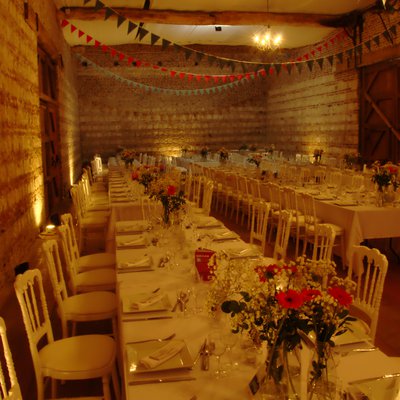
136, 60, 142, 67
324, 42, 329, 49
303, 54, 309, 60
245, 73, 252, 80
119, 53, 125, 61
259, 69, 266, 77
78, 30, 84, 38
269, 67, 274, 75
143, 62, 150, 67
222, 76, 227, 82
110, 48, 117, 57
310, 50, 315, 57
179, 72, 185, 79
101, 45, 108, 52
170, 71, 177, 77
70, 25, 77, 33
61, 19, 69, 28
196, 75, 202, 82
296, 57, 302, 62
187, 74, 194, 82
161, 67, 168, 72
329, 38, 335, 45
229, 76, 235, 82
86, 35, 93, 43
152, 65, 160, 69
204, 75, 211, 82
94, 40, 101, 47
317, 46, 322, 52
127, 56, 134, 64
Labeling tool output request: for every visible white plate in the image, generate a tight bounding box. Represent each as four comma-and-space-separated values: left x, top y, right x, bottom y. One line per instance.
225, 247, 261, 259
122, 293, 171, 314
349, 374, 400, 400
116, 235, 148, 249
127, 340, 193, 374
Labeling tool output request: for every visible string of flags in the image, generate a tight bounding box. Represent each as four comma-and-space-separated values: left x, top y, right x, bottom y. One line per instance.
75, 53, 250, 95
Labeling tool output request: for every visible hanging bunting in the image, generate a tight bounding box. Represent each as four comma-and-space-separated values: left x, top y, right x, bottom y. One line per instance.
70, 24, 77, 33
94, 0, 104, 11
61, 19, 69, 28
117, 15, 126, 28
173, 44, 181, 53
84, 0, 91, 4
326, 55, 334, 66
86, 35, 93, 43
316, 58, 324, 69
336, 52, 344, 63
274, 64, 282, 75
364, 40, 372, 51
295, 62, 303, 74
382, 30, 392, 43
184, 49, 192, 60
138, 28, 149, 41
196, 52, 204, 64
389, 25, 397, 36
373, 35, 380, 46
104, 7, 114, 20
286, 63, 293, 75
150, 33, 160, 46
161, 39, 171, 50
306, 60, 314, 72
346, 48, 353, 58
78, 30, 84, 38
94, 40, 101, 47
127, 21, 137, 35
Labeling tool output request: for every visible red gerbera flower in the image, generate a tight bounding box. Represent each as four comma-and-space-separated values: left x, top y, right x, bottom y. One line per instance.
276, 290, 304, 309
301, 288, 321, 302
131, 172, 139, 180
167, 185, 176, 196
328, 286, 353, 307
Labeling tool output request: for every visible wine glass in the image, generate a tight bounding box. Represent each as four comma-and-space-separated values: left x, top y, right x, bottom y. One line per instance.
208, 331, 227, 378
222, 331, 239, 372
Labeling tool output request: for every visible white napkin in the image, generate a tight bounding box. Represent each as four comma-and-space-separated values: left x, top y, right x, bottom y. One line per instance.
117, 236, 146, 247
212, 231, 237, 241
139, 340, 185, 369
130, 293, 164, 310
119, 256, 152, 269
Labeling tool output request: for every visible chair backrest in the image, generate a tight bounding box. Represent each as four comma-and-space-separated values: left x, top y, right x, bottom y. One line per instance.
41, 240, 71, 338
273, 210, 293, 261
250, 200, 271, 254
192, 175, 203, 207
348, 245, 389, 342
248, 178, 261, 200
184, 172, 193, 200
268, 182, 282, 211
0, 317, 22, 400
14, 269, 54, 400
301, 193, 318, 233
312, 224, 336, 264
201, 179, 214, 216
57, 224, 79, 294
70, 185, 85, 223
60, 213, 81, 261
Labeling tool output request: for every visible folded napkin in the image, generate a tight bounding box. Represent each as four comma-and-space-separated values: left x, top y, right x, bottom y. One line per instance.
334, 200, 358, 206
315, 195, 334, 200
119, 256, 152, 269
139, 340, 185, 369
117, 236, 146, 248
212, 231, 238, 241
130, 293, 165, 310
196, 219, 221, 229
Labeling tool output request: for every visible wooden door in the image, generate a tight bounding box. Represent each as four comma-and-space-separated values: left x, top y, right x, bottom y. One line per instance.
38, 47, 62, 217
359, 60, 400, 163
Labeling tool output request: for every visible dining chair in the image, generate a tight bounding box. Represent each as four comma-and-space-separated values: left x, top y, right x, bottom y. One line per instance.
267, 182, 282, 243
60, 213, 115, 272
348, 245, 389, 343
57, 224, 116, 294
301, 193, 346, 265
42, 240, 117, 339
249, 200, 271, 255
272, 210, 293, 262
0, 316, 22, 400
201, 178, 214, 216
14, 269, 120, 400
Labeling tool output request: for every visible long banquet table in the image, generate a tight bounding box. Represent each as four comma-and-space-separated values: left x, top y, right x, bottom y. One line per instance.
107, 167, 400, 400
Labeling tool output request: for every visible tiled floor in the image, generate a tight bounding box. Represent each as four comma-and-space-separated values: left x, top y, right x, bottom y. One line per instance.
6, 204, 400, 399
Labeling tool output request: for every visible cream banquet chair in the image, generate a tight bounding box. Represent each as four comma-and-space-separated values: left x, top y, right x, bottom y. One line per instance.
14, 269, 120, 400
42, 240, 117, 339
0, 317, 22, 400
249, 200, 271, 255
272, 210, 293, 262
348, 245, 389, 343
57, 224, 116, 294
60, 213, 115, 272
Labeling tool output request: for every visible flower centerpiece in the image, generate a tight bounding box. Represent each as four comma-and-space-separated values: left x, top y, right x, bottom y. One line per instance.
343, 152, 362, 170
247, 153, 263, 168
313, 149, 323, 164
239, 144, 249, 152
120, 148, 136, 166
200, 146, 209, 160
371, 161, 399, 206
149, 177, 186, 225
218, 147, 229, 163
208, 256, 355, 398
132, 165, 161, 192
266, 144, 276, 155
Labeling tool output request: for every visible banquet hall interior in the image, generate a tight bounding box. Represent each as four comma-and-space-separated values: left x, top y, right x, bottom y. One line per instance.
1, 0, 400, 399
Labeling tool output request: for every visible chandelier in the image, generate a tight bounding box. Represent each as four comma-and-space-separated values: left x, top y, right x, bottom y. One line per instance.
253, 25, 282, 51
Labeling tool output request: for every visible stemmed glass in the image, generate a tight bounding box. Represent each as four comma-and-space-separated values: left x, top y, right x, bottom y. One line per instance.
208, 331, 227, 378
222, 331, 239, 372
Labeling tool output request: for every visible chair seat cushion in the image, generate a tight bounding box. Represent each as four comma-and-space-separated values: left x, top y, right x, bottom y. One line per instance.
63, 291, 117, 319
76, 269, 116, 292
39, 334, 115, 379
78, 253, 115, 271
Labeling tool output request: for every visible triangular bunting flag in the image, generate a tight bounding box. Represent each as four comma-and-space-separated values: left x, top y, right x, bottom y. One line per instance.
205, 89, 211, 94
101, 44, 108, 52
127, 21, 137, 35
274, 64, 281, 75
213, 76, 219, 83
324, 42, 329, 49
311, 50, 316, 57
94, 40, 100, 47
365, 40, 371, 51
84, 0, 91, 4
245, 73, 251, 80
184, 49, 192, 60
173, 44, 181, 53
187, 74, 194, 82
86, 35, 93, 43
127, 56, 134, 64
317, 46, 322, 52
196, 52, 204, 63
316, 58, 324, 70
259, 69, 266, 77
196, 75, 202, 82
229, 75, 235, 82
70, 25, 77, 33
208, 56, 216, 66
94, 0, 104, 11
241, 63, 248, 73
117, 15, 126, 28
161, 39, 171, 50
229, 61, 235, 72
204, 75, 211, 82
104, 7, 114, 20
150, 33, 160, 46
170, 71, 177, 78
389, 25, 397, 36
218, 59, 226, 69
110, 48, 117, 57
135, 60, 142, 67
222, 75, 227, 82
336, 52, 344, 64
119, 53, 125, 61
138, 28, 149, 41
355, 45, 362, 56
160, 67, 167, 72
237, 74, 243, 80
346, 49, 353, 59
295, 62, 303, 74
263, 64, 271, 74
373, 35, 380, 46
179, 72, 185, 79
383, 30, 392, 43
61, 19, 69, 28
78, 30, 84, 38
286, 63, 293, 75
303, 54, 310, 61
327, 55, 334, 66
306, 60, 314, 72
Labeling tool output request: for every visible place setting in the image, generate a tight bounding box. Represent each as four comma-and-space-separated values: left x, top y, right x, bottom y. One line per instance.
116, 219, 152, 235
117, 248, 155, 273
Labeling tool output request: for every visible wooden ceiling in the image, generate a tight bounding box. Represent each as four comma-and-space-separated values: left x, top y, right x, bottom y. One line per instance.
55, 0, 382, 48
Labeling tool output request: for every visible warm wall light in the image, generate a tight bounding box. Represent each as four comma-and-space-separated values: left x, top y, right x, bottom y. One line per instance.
253, 26, 282, 51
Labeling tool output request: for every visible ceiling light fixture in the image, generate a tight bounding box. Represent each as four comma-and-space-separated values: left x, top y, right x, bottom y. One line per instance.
253, 0, 282, 51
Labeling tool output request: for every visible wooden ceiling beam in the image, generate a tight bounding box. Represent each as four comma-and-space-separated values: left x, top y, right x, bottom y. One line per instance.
59, 7, 346, 28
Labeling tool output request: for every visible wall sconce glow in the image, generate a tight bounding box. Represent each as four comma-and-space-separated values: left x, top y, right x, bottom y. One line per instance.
33, 196, 44, 228
45, 224, 56, 233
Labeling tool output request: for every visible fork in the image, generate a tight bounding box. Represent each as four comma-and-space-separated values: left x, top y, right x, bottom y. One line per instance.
127, 332, 176, 344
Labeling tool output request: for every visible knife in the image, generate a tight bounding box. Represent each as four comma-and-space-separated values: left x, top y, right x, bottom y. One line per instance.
194, 339, 207, 365
129, 376, 196, 385
201, 340, 210, 371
